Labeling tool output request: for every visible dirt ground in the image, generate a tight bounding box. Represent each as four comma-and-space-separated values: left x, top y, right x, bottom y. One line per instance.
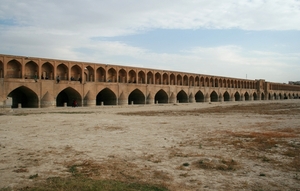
0, 100, 300, 191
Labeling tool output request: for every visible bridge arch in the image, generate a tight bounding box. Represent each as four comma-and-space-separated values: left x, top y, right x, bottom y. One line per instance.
245, 92, 250, 101
183, 75, 188, 86
261, 93, 265, 100
224, 91, 230, 101
163, 73, 168, 85
107, 68, 117, 82
96, 67, 106, 82
7, 59, 22, 78
253, 92, 258, 100
170, 74, 175, 85
147, 71, 154, 84
84, 66, 94, 82
25, 61, 38, 79
177, 74, 182, 85
56, 87, 82, 107
57, 63, 68, 81
195, 90, 205, 102
235, 92, 241, 101
129, 70, 136, 83
128, 89, 145, 104
138, 71, 145, 84
41, 62, 54, 80
8, 86, 39, 108
177, 90, 188, 103
155, 89, 168, 103
96, 88, 117, 105
195, 76, 199, 86
210, 91, 218, 102
71, 65, 82, 81
155, 72, 161, 84
0, 60, 3, 78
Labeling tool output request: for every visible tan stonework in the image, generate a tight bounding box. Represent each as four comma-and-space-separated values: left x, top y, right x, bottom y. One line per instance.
0, 54, 299, 108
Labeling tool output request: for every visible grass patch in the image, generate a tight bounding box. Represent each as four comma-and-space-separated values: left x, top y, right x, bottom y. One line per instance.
18, 176, 169, 191
118, 103, 300, 116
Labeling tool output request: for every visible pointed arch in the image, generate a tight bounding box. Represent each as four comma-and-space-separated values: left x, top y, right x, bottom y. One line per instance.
147, 71, 154, 84
189, 76, 194, 86
245, 92, 250, 101
261, 92, 265, 100
210, 91, 218, 102
170, 73, 175, 85
224, 91, 230, 101
128, 69, 136, 83
177, 90, 188, 103
96, 88, 117, 105
128, 89, 145, 104
253, 92, 258, 100
71, 65, 82, 81
57, 63, 68, 81
96, 67, 106, 82
183, 75, 188, 86
155, 89, 168, 103
138, 71, 145, 84
107, 68, 117, 82
155, 72, 161, 84
7, 59, 22, 78
84, 66, 94, 82
25, 61, 38, 79
0, 60, 3, 78
195, 90, 205, 102
234, 92, 241, 101
195, 76, 199, 86
118, 69, 127, 83
41, 62, 54, 80
163, 73, 168, 85
8, 86, 39, 108
56, 87, 82, 107
177, 74, 182, 85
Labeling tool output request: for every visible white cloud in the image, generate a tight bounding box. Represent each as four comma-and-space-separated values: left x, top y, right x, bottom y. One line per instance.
0, 0, 299, 83
1, 0, 300, 36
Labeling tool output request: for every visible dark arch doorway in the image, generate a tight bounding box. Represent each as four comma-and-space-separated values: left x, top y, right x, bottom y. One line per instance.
8, 86, 39, 108
234, 92, 240, 101
223, 91, 230, 101
128, 89, 145, 104
210, 91, 218, 102
96, 88, 117, 105
245, 92, 250, 101
56, 87, 82, 107
253, 92, 258, 100
177, 90, 188, 103
261, 93, 265, 100
155, 89, 168, 103
195, 91, 205, 102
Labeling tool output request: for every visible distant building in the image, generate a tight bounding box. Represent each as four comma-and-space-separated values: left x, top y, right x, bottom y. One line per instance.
289, 81, 300, 85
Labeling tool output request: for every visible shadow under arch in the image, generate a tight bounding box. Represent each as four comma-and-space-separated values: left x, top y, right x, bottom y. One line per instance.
8, 86, 39, 108
245, 92, 250, 101
223, 91, 230, 101
253, 92, 258, 100
234, 92, 241, 101
56, 87, 82, 107
177, 90, 188, 103
128, 89, 145, 104
210, 91, 218, 102
96, 88, 117, 105
155, 89, 168, 103
195, 90, 205, 102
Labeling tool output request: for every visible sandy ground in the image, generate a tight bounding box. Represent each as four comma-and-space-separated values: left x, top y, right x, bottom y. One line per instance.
0, 100, 300, 191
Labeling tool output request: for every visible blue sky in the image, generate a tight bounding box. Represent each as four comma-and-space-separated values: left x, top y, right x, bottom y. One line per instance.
0, 0, 300, 83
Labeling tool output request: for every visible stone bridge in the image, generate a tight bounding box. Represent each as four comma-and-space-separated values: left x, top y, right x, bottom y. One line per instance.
1, 54, 300, 108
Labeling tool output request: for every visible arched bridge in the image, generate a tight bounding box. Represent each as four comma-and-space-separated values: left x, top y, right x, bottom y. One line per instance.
1, 54, 300, 108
